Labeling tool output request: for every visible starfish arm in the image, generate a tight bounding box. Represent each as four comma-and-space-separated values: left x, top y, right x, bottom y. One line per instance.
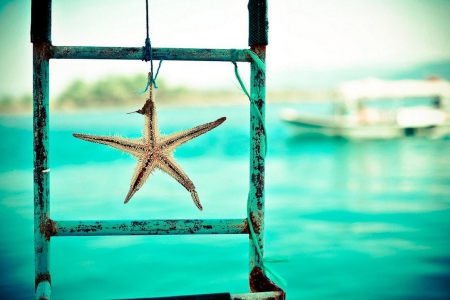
160, 117, 226, 151
141, 86, 159, 147
156, 154, 203, 211
73, 133, 145, 157
124, 154, 157, 204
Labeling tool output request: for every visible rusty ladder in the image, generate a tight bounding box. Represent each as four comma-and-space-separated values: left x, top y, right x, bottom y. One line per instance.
31, 0, 284, 299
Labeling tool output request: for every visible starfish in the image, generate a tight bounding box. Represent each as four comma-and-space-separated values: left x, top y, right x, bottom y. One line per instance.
73, 84, 226, 210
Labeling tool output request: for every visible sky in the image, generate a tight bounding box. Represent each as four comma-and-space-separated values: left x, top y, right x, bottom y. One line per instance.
0, 0, 450, 98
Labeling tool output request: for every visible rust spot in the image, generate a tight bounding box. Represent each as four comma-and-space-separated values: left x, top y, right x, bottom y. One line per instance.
167, 220, 177, 231
250, 267, 284, 299
250, 45, 266, 55
35, 272, 51, 290
257, 201, 263, 212
40, 217, 57, 241
254, 97, 264, 111
243, 219, 250, 234
252, 172, 264, 199
188, 220, 201, 232
131, 220, 149, 232
249, 211, 261, 235
76, 223, 102, 233
34, 42, 54, 60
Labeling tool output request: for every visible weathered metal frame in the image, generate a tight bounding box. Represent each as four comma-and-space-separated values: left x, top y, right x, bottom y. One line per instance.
32, 1, 282, 299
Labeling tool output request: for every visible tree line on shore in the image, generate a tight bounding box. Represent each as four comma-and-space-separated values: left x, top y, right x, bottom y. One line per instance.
0, 74, 216, 113
0, 73, 332, 114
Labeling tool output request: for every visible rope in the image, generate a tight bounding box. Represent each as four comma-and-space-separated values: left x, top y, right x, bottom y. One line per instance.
145, 0, 149, 40
231, 49, 267, 156
232, 49, 288, 286
247, 195, 288, 286
139, 60, 163, 94
141, 0, 162, 92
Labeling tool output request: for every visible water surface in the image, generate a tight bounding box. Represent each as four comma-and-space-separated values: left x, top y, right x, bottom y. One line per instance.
1, 103, 449, 299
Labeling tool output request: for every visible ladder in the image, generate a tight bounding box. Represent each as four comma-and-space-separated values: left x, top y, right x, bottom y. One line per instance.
31, 1, 284, 299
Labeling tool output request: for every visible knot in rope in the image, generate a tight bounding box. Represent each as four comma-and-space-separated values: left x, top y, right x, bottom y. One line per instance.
142, 37, 152, 62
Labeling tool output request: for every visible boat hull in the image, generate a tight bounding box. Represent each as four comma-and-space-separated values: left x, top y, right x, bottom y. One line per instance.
281, 110, 450, 139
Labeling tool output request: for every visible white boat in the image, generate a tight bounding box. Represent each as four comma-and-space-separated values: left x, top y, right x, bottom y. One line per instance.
281, 78, 450, 139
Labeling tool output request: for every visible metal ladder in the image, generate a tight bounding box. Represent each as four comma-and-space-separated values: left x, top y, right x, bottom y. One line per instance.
31, 1, 284, 299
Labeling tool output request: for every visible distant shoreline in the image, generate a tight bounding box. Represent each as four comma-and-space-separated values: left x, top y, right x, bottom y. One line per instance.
0, 90, 336, 117
0, 73, 337, 116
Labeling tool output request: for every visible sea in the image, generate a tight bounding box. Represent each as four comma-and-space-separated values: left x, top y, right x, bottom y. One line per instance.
1, 103, 449, 299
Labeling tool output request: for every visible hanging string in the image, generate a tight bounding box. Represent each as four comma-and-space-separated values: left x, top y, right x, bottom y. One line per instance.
139, 60, 164, 95
145, 0, 149, 41
141, 0, 162, 93
232, 49, 289, 286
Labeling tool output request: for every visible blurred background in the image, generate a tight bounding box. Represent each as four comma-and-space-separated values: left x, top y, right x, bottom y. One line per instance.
1, 0, 450, 299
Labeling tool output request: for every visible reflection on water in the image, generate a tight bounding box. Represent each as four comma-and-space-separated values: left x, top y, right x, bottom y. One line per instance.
1, 104, 449, 299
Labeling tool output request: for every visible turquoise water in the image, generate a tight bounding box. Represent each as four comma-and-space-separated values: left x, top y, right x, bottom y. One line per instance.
1, 103, 450, 299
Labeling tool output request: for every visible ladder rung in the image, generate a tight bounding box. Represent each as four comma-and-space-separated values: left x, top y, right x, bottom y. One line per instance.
121, 292, 230, 300
231, 292, 284, 300
51, 219, 248, 237
118, 292, 284, 300
52, 46, 251, 62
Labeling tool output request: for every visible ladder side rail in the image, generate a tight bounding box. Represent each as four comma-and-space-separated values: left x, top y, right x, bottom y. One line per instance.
33, 42, 52, 300
248, 46, 267, 287
31, 0, 52, 298
247, 0, 268, 292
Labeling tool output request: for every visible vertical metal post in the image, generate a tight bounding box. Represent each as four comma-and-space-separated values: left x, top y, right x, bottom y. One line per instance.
31, 0, 52, 299
248, 0, 268, 47
31, 0, 52, 43
248, 45, 266, 272
248, 0, 268, 290
33, 43, 51, 297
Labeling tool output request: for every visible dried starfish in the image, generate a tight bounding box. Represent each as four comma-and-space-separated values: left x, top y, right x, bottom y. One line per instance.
73, 84, 225, 210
